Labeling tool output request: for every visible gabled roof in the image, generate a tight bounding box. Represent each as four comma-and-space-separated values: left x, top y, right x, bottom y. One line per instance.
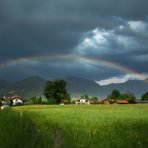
11, 95, 21, 99
101, 99, 115, 103
3, 95, 21, 100
100, 98, 129, 104
115, 100, 129, 104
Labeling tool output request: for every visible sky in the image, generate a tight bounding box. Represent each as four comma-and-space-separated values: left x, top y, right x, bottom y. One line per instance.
0, 0, 148, 85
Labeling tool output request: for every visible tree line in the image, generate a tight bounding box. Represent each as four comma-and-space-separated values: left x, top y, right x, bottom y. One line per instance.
1, 80, 148, 105
43, 80, 148, 104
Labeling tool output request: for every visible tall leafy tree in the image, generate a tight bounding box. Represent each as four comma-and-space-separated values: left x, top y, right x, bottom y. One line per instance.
108, 89, 121, 100
44, 80, 70, 104
120, 91, 135, 103
141, 91, 148, 101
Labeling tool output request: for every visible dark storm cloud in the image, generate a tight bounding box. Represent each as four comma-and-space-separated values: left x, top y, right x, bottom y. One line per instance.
0, 0, 148, 81
75, 19, 148, 73
0, 58, 124, 81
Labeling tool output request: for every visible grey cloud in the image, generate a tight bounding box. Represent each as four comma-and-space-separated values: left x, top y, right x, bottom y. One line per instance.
0, 58, 124, 81
0, 0, 148, 81
75, 19, 148, 72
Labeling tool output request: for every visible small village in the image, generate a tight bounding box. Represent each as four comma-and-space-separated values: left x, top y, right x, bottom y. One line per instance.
1, 94, 148, 110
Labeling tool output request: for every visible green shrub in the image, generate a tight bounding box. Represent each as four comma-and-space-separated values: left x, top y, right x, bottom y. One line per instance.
24, 101, 34, 105
47, 98, 57, 104
29, 96, 42, 104
14, 102, 23, 106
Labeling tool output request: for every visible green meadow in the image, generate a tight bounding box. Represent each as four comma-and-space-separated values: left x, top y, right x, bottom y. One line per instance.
0, 104, 148, 148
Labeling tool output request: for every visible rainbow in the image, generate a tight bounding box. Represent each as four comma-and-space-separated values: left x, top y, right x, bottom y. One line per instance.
0, 53, 147, 81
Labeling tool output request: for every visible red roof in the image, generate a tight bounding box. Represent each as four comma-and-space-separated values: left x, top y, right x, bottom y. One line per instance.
100, 99, 115, 104
115, 100, 129, 104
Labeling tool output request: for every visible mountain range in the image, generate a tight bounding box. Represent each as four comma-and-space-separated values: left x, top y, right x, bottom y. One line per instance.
0, 76, 147, 98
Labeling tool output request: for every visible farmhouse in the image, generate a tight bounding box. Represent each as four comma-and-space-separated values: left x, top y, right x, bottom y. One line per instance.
11, 95, 23, 105
100, 99, 115, 104
101, 99, 129, 104
13, 98, 23, 105
76, 98, 90, 105
2, 95, 23, 106
1, 100, 9, 109
2, 95, 22, 100
1, 104, 9, 109
114, 99, 129, 104
11, 95, 22, 100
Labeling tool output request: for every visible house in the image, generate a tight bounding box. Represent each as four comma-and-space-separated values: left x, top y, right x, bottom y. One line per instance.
13, 98, 23, 105
1, 101, 9, 109
11, 95, 21, 100
76, 99, 90, 105
2, 95, 21, 100
1, 95, 23, 106
114, 99, 129, 104
11, 95, 23, 105
100, 99, 115, 104
1, 104, 9, 110
101, 99, 129, 104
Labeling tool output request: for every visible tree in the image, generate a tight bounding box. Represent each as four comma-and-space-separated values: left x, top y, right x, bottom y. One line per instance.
29, 96, 42, 104
36, 96, 42, 104
0, 97, 2, 106
30, 96, 36, 104
108, 89, 120, 100
44, 80, 70, 104
120, 91, 135, 103
141, 91, 148, 101
90, 96, 98, 104
80, 94, 89, 99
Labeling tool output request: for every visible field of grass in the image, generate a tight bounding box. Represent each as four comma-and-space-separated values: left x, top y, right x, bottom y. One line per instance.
0, 104, 148, 148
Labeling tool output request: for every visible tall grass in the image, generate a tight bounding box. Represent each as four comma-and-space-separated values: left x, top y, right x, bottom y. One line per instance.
0, 105, 148, 148
0, 108, 46, 148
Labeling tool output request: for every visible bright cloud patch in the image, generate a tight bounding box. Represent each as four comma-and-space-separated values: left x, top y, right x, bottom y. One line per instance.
128, 21, 147, 33
92, 28, 108, 44
76, 28, 111, 54
96, 74, 136, 86
76, 21, 144, 55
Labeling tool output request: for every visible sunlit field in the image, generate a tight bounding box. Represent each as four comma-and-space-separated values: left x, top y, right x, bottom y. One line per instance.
0, 104, 148, 148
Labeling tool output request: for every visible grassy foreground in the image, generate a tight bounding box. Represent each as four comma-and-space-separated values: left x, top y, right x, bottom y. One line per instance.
0, 104, 148, 148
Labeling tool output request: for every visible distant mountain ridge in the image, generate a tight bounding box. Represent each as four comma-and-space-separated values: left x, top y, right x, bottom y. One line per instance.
63, 77, 101, 97
0, 76, 46, 98
0, 76, 147, 98
0, 79, 11, 88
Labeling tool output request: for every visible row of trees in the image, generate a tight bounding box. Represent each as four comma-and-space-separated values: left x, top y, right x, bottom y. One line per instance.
1, 79, 148, 105
43, 81, 99, 104
108, 89, 148, 102
43, 80, 148, 104
107, 90, 135, 103
141, 92, 148, 101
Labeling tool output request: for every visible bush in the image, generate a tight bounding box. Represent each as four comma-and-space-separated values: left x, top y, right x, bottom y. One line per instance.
70, 99, 76, 104
90, 96, 99, 104
28, 96, 43, 104
14, 102, 23, 106
47, 98, 57, 104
